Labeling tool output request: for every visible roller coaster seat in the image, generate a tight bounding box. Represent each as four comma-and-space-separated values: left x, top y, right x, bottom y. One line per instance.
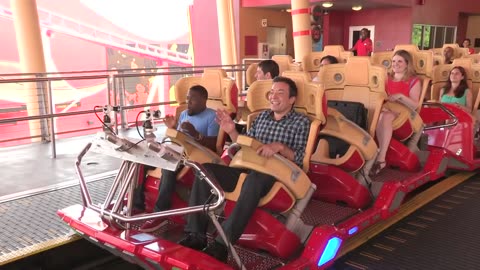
271, 55, 302, 75
371, 44, 433, 74
431, 43, 469, 63
302, 45, 353, 78
245, 55, 301, 88
431, 58, 480, 113
371, 45, 430, 142
465, 54, 480, 64
148, 69, 237, 179
245, 62, 258, 87
225, 79, 325, 213
312, 57, 386, 173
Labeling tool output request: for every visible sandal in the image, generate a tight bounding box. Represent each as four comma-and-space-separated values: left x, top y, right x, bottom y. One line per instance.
369, 161, 386, 177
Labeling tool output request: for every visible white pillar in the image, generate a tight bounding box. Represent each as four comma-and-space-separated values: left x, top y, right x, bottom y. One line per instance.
11, 0, 49, 141
291, 0, 312, 62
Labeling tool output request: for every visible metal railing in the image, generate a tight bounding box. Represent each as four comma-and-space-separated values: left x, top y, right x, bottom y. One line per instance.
0, 64, 247, 157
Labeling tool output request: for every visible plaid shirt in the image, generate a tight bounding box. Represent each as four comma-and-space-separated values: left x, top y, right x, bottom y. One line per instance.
247, 109, 310, 168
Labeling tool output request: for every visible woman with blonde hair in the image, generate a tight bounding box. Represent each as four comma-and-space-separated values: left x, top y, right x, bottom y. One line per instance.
371, 50, 421, 176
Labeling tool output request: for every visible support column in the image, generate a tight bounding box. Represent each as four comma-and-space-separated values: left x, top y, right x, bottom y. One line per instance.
216, 0, 241, 87
11, 0, 49, 142
291, 0, 312, 62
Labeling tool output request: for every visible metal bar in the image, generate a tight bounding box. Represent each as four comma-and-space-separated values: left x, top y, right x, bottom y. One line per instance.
75, 142, 93, 206
102, 161, 130, 213
0, 68, 246, 83
0, 101, 176, 125
113, 76, 119, 134
119, 76, 127, 129
111, 162, 137, 213
0, 64, 244, 77
47, 80, 56, 158
208, 211, 246, 270
78, 159, 225, 223
423, 102, 459, 130
0, 134, 43, 144
125, 163, 140, 230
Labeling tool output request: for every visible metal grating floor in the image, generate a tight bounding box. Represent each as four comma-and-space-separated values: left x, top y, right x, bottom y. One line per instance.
0, 176, 115, 265
331, 174, 480, 270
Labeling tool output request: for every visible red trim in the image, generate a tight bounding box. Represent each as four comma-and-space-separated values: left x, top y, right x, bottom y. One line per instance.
291, 8, 310, 15
293, 30, 310, 37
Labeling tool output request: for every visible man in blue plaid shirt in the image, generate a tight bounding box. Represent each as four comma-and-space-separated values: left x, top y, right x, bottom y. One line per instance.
178, 76, 311, 262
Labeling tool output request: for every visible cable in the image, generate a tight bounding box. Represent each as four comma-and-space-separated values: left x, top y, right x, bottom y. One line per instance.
94, 105, 116, 135
115, 138, 145, 152
136, 110, 146, 140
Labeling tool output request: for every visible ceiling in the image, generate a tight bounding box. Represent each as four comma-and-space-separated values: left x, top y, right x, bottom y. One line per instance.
261, 0, 414, 11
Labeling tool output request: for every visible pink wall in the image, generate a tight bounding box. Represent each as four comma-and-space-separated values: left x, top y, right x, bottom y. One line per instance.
0, 19, 19, 63
342, 8, 412, 51
324, 8, 412, 52
190, 0, 221, 66
323, 12, 346, 47
412, 0, 480, 25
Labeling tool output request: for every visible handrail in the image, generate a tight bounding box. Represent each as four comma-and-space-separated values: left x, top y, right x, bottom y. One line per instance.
0, 101, 176, 125
0, 65, 249, 153
422, 101, 459, 130
74, 141, 225, 223
0, 67, 246, 83
0, 64, 245, 78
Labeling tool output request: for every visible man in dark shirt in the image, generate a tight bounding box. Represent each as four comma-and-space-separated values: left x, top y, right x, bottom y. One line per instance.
178, 76, 311, 262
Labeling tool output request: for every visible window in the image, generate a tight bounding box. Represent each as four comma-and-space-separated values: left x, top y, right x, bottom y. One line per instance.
412, 24, 456, 50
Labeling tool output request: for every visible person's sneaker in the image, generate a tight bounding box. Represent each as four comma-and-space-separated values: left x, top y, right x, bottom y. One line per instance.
178, 233, 207, 250
203, 241, 228, 263
139, 218, 167, 232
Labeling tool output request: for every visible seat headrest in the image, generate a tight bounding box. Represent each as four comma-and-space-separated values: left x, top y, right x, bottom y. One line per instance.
201, 69, 227, 99
394, 44, 433, 77
433, 58, 474, 83
247, 80, 272, 113
345, 57, 370, 85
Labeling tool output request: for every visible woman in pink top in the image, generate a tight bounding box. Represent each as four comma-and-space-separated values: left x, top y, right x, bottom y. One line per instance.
371, 50, 422, 176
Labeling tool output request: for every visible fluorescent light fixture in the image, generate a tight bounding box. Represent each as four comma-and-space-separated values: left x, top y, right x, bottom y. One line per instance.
318, 237, 342, 267
352, 5, 363, 11
322, 2, 333, 8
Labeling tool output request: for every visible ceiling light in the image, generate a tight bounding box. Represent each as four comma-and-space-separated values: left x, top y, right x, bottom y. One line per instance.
352, 5, 362, 11
322, 2, 333, 8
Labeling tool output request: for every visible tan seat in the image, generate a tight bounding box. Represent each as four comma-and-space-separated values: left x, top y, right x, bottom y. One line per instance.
312, 57, 386, 174
370, 45, 430, 142
271, 55, 302, 75
431, 44, 469, 63
244, 56, 301, 88
245, 62, 258, 87
173, 68, 237, 154
464, 54, 480, 65
302, 45, 353, 78
226, 79, 325, 213
430, 58, 478, 113
472, 64, 480, 112
148, 69, 237, 178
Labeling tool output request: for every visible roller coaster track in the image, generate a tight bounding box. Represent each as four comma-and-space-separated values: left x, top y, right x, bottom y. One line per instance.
0, 5, 192, 66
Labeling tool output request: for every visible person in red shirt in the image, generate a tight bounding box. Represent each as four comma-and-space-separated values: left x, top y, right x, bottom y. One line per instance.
351, 28, 373, 56
461, 38, 475, 55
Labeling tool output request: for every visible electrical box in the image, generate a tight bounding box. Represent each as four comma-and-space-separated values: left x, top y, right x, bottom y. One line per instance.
258, 43, 269, 59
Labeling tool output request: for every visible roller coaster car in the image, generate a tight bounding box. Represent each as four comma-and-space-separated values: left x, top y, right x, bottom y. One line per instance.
58, 59, 480, 270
